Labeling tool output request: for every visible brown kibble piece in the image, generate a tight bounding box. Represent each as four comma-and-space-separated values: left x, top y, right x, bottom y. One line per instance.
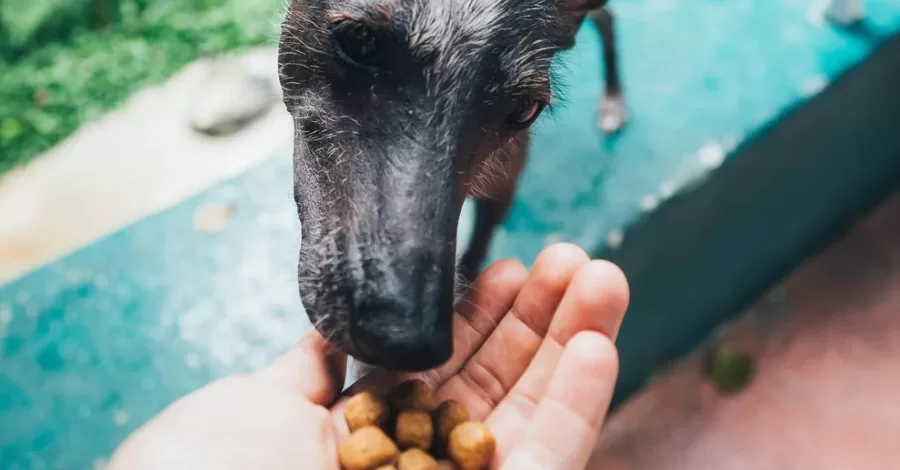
338, 426, 400, 470
433, 400, 469, 442
396, 448, 439, 470
395, 409, 433, 450
432, 400, 469, 456
448, 421, 496, 470
389, 379, 437, 412
344, 391, 390, 432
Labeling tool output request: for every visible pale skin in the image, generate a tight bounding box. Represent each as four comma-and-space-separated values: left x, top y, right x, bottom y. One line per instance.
108, 243, 630, 470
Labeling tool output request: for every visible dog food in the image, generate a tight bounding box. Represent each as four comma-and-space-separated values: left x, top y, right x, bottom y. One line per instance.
338, 379, 496, 470
394, 409, 433, 450
396, 448, 439, 470
345, 391, 390, 432
338, 426, 400, 470
432, 399, 469, 455
447, 422, 497, 470
388, 379, 437, 412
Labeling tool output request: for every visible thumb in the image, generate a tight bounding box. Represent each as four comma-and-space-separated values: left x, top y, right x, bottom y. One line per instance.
256, 329, 348, 406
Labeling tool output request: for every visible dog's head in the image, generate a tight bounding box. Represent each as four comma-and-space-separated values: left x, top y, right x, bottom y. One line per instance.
279, 0, 596, 371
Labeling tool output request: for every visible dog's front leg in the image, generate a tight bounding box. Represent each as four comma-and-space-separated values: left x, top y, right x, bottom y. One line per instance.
458, 196, 514, 285
458, 137, 528, 286
825, 0, 865, 26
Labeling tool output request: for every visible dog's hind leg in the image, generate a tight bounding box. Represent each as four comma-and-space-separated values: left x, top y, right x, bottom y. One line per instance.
589, 7, 628, 134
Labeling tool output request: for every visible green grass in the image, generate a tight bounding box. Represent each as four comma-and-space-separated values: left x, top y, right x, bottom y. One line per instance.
0, 0, 283, 175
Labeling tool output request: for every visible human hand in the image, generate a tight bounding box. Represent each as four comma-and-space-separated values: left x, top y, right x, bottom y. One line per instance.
108, 243, 629, 470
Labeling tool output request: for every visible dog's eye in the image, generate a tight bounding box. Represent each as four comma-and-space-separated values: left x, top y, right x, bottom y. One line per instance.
507, 100, 546, 130
331, 21, 382, 68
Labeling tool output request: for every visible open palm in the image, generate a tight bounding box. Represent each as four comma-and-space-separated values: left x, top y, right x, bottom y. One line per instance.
110, 243, 629, 470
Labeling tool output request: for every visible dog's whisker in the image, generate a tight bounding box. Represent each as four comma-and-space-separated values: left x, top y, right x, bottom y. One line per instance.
454, 298, 505, 330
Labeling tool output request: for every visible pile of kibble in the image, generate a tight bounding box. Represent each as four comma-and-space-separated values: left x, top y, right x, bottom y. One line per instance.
339, 379, 496, 470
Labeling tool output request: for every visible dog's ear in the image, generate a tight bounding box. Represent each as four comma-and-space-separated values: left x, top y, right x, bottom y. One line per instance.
561, 0, 610, 36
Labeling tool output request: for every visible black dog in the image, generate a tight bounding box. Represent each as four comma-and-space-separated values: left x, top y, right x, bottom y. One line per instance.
278, 0, 625, 371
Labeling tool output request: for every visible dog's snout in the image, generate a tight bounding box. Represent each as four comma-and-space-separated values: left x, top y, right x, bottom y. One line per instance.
349, 261, 454, 371
353, 316, 452, 371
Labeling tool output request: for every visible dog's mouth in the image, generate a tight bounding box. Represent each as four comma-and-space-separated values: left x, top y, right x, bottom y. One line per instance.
313, 322, 453, 372
302, 286, 455, 372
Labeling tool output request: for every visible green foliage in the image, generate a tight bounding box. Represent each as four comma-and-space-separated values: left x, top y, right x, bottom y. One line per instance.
0, 0, 283, 175
0, 0, 93, 58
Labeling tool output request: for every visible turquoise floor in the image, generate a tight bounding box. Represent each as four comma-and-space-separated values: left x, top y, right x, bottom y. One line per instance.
2, 0, 900, 468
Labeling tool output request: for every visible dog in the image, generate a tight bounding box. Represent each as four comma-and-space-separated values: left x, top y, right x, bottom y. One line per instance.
278, 0, 625, 371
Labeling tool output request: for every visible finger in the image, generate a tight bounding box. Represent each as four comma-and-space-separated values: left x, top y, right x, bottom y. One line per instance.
486, 260, 629, 458
434, 243, 591, 419
418, 258, 530, 387
549, 259, 630, 342
256, 329, 348, 406
499, 331, 619, 470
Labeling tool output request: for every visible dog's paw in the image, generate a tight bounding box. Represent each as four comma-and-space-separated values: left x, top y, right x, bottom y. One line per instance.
597, 94, 628, 134
824, 0, 865, 27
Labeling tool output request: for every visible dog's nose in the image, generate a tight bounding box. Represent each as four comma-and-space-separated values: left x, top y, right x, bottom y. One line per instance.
353, 320, 452, 371
350, 291, 453, 371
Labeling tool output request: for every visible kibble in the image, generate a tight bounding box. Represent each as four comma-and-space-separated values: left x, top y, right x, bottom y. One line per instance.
447, 421, 497, 470
396, 448, 439, 470
388, 379, 437, 412
432, 399, 468, 455
339, 382, 495, 470
338, 426, 400, 470
394, 409, 433, 450
344, 391, 390, 432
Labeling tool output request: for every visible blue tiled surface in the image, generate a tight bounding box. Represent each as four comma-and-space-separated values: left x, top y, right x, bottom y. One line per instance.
2, 1, 900, 468
0, 173, 309, 468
